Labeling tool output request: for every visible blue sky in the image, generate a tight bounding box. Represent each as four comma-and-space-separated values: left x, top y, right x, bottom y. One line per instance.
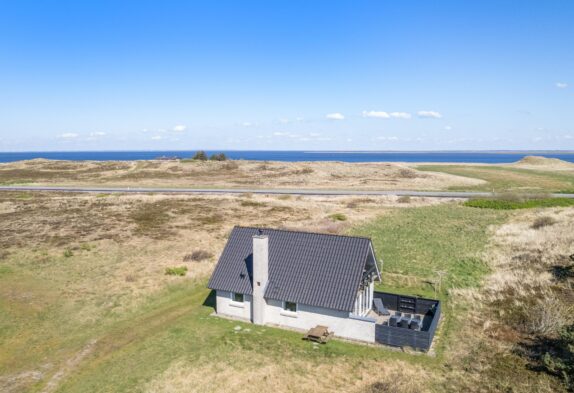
0, 1, 572, 151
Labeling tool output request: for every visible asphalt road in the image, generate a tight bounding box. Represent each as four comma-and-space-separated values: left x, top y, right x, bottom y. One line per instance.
1, 185, 574, 199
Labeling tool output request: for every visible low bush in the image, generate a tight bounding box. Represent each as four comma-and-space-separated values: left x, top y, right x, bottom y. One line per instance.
240, 200, 266, 207
397, 168, 418, 179
165, 266, 188, 276
191, 151, 208, 161
209, 153, 227, 161
222, 161, 239, 170
293, 167, 313, 175
464, 197, 574, 210
329, 213, 347, 221
531, 216, 557, 229
184, 250, 212, 262
63, 249, 74, 258
542, 324, 574, 391
397, 196, 411, 204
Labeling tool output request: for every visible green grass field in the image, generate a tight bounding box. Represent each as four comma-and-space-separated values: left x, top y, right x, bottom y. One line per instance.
353, 204, 509, 299
464, 197, 574, 210
417, 165, 574, 193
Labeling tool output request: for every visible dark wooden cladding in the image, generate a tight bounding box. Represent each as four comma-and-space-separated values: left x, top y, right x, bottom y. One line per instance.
373, 291, 441, 351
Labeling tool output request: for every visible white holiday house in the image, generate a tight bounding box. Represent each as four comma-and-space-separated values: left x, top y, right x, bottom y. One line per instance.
207, 226, 382, 342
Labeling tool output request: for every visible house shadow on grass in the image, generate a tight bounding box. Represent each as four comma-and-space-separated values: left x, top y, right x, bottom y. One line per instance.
202, 289, 216, 309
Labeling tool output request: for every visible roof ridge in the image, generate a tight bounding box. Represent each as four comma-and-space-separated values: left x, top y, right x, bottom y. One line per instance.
233, 225, 372, 242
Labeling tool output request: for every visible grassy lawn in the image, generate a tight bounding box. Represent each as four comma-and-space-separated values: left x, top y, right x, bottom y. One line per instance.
353, 204, 509, 299
417, 165, 574, 193
0, 269, 431, 392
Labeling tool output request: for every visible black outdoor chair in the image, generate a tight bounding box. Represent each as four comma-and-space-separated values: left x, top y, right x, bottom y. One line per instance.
373, 298, 391, 316
389, 315, 399, 327
395, 311, 402, 317
409, 319, 421, 331
399, 317, 410, 328
404, 313, 412, 319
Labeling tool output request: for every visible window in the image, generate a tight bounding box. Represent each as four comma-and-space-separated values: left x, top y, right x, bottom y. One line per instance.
232, 292, 244, 303
283, 301, 297, 313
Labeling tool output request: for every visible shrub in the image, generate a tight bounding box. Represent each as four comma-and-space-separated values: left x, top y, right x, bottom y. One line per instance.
222, 161, 238, 170
293, 167, 313, 175
191, 151, 208, 161
209, 153, 227, 161
80, 243, 94, 251
184, 250, 212, 262
397, 168, 418, 179
165, 266, 188, 276
542, 324, 574, 390
526, 296, 571, 335
240, 200, 265, 207
397, 196, 411, 204
531, 216, 557, 229
63, 249, 74, 258
329, 213, 347, 221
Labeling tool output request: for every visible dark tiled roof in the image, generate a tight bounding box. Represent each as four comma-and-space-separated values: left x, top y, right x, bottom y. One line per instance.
207, 226, 374, 312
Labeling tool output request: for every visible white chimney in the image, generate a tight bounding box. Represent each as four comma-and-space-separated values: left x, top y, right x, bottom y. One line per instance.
252, 233, 269, 325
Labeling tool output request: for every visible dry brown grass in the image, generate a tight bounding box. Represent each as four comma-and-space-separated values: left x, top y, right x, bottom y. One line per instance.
0, 159, 484, 190
144, 350, 438, 393
445, 207, 574, 392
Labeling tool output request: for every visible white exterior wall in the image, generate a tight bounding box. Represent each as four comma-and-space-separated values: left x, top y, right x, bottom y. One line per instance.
264, 299, 375, 343
215, 293, 376, 343
215, 290, 252, 321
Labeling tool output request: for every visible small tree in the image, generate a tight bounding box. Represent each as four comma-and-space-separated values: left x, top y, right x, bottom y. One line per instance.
210, 153, 227, 161
192, 151, 208, 161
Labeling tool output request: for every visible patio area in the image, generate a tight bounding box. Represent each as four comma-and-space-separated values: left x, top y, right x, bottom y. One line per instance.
370, 291, 441, 351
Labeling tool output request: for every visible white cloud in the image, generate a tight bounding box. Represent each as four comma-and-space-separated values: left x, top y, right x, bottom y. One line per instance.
376, 136, 399, 141
418, 110, 442, 119
58, 133, 79, 139
389, 112, 411, 119
326, 112, 345, 120
362, 110, 411, 119
444, 125, 453, 131
151, 135, 163, 140
278, 118, 289, 124
172, 125, 187, 132
556, 82, 568, 89
362, 110, 391, 119
309, 132, 321, 137
90, 131, 106, 137
273, 132, 288, 136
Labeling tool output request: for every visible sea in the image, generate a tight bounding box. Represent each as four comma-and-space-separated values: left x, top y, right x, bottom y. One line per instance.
1, 151, 574, 164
